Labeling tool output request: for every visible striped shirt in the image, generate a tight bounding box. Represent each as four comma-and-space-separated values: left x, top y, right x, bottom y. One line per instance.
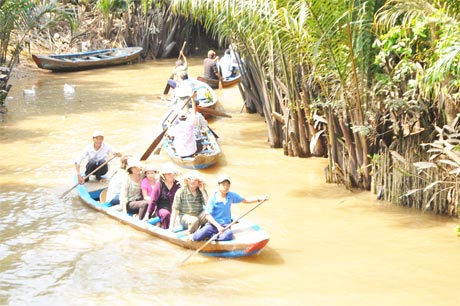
172, 186, 205, 216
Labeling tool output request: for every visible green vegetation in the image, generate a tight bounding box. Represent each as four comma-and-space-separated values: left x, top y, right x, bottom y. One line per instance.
2, 0, 460, 216
0, 0, 73, 112
169, 0, 460, 216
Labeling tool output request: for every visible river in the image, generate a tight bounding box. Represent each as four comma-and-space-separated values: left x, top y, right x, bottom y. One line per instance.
1, 57, 459, 306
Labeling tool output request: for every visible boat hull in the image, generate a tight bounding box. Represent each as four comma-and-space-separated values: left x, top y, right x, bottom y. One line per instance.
162, 122, 221, 169
32, 47, 143, 72
170, 78, 217, 115
197, 74, 241, 89
76, 184, 269, 258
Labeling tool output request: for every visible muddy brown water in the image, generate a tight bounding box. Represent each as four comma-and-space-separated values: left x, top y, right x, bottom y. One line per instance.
1, 57, 459, 306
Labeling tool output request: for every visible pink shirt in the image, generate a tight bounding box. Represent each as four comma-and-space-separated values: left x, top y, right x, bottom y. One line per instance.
169, 115, 197, 157
141, 177, 155, 200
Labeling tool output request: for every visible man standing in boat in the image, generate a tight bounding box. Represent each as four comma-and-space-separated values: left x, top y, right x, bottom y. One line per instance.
74, 130, 121, 184
192, 174, 268, 241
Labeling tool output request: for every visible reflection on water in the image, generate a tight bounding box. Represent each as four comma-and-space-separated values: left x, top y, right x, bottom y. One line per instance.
1, 59, 460, 306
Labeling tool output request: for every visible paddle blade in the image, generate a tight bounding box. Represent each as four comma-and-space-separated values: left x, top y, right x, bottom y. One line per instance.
163, 83, 171, 95
60, 183, 79, 199
153, 145, 162, 155
140, 129, 167, 161
197, 106, 232, 118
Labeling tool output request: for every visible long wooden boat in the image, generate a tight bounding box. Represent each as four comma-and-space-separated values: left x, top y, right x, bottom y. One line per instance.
197, 74, 241, 89
76, 182, 270, 258
32, 47, 143, 72
161, 108, 221, 169
170, 78, 217, 114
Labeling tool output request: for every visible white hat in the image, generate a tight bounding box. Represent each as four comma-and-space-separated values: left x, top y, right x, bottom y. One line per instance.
160, 162, 178, 175
144, 164, 158, 172
126, 158, 143, 171
92, 130, 104, 138
217, 174, 231, 184
185, 170, 203, 181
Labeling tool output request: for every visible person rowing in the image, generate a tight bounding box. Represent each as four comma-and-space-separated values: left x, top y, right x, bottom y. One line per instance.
74, 130, 121, 184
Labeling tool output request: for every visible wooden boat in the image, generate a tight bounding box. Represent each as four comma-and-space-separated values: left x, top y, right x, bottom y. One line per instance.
197, 74, 241, 89
76, 182, 270, 258
161, 108, 221, 169
32, 47, 143, 72
170, 78, 217, 113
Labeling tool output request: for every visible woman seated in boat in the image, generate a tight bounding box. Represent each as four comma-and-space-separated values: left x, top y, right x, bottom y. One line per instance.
140, 164, 159, 206
105, 155, 130, 206
119, 159, 149, 220
143, 163, 181, 228
169, 170, 208, 234
192, 174, 269, 241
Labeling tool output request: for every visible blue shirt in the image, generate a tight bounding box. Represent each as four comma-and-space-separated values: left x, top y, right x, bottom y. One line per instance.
205, 191, 244, 225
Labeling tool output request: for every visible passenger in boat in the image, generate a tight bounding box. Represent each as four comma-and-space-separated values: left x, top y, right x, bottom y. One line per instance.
75, 130, 121, 184
140, 163, 159, 205
120, 159, 149, 220
192, 174, 269, 241
168, 98, 203, 157
144, 162, 181, 228
203, 49, 220, 80
173, 72, 194, 102
169, 170, 208, 234
219, 49, 236, 79
105, 155, 130, 206
194, 109, 208, 141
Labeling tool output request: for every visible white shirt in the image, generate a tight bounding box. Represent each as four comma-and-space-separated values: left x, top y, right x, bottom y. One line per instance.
194, 112, 208, 138
75, 142, 117, 165
219, 53, 233, 78
106, 169, 127, 202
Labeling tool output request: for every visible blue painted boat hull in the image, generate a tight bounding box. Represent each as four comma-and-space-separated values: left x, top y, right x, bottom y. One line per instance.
76, 179, 269, 259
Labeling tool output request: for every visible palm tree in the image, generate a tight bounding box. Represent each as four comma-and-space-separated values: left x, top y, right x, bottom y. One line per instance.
375, 0, 460, 125
171, 0, 382, 189
0, 0, 73, 111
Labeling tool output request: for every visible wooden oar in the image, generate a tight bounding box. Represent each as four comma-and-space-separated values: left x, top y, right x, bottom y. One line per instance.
163, 42, 187, 95
141, 94, 195, 161
208, 126, 219, 139
152, 107, 181, 156
216, 62, 224, 90
179, 198, 268, 266
60, 155, 117, 199
196, 106, 232, 118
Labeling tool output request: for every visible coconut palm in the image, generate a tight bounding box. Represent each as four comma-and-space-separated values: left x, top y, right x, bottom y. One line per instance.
375, 0, 460, 125
171, 0, 381, 189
